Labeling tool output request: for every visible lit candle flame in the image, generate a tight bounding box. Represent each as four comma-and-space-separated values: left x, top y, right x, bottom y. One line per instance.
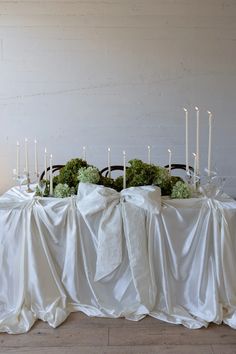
207, 110, 212, 116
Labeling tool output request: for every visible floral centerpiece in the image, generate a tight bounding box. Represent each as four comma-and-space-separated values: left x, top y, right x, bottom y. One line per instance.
35, 157, 192, 199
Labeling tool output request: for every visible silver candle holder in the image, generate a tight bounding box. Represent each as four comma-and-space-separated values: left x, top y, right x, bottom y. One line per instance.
26, 173, 33, 193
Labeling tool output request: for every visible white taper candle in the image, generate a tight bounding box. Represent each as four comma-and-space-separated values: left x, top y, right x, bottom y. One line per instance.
123, 150, 126, 189
193, 153, 197, 189
25, 138, 29, 175
34, 139, 38, 176
82, 146, 86, 161
49, 154, 53, 195
44, 148, 47, 180
108, 147, 111, 178
183, 108, 189, 173
207, 111, 212, 177
168, 149, 172, 175
195, 106, 200, 174
147, 145, 151, 164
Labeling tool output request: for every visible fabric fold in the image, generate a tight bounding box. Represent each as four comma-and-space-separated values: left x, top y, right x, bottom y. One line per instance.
77, 183, 122, 281
120, 185, 161, 311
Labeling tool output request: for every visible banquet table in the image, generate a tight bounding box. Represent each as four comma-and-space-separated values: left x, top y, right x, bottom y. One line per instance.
1, 182, 236, 334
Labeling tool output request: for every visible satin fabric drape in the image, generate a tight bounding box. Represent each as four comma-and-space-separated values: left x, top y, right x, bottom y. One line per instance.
0, 183, 236, 334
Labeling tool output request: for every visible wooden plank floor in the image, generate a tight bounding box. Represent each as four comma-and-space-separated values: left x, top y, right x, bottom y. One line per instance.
0, 312, 236, 354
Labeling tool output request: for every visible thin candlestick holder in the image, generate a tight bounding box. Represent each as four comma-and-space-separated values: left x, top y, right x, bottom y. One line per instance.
26, 173, 33, 193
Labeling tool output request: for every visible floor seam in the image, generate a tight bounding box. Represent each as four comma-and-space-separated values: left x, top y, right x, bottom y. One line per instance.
211, 344, 215, 354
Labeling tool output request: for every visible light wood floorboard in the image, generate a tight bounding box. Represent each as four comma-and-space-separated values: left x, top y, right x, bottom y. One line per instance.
0, 345, 214, 354
212, 345, 236, 354
0, 312, 235, 354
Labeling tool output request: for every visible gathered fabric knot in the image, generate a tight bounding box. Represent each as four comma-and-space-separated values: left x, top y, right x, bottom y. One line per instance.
77, 183, 161, 294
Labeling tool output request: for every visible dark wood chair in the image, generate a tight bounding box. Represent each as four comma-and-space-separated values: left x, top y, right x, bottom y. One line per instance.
101, 164, 194, 178
100, 165, 125, 177
39, 165, 65, 181
164, 164, 194, 173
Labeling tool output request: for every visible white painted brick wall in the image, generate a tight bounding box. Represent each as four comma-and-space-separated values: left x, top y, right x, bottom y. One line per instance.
0, 0, 235, 196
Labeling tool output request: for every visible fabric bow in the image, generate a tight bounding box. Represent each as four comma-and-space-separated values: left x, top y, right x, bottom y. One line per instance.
77, 183, 161, 285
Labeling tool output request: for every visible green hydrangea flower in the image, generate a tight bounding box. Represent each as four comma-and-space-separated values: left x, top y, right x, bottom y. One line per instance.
153, 166, 172, 195
99, 176, 115, 189
171, 181, 191, 199
54, 183, 71, 198
57, 158, 88, 188
114, 176, 124, 192
78, 166, 100, 184
170, 175, 183, 186
126, 159, 157, 187
125, 159, 173, 195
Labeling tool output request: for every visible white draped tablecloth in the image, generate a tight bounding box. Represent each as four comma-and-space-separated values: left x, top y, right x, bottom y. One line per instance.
0, 183, 236, 334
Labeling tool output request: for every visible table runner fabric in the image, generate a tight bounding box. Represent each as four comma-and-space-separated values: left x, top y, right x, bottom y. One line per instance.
0, 183, 236, 333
